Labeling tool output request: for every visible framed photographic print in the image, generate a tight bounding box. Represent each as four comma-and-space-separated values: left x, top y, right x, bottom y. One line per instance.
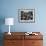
18, 9, 35, 23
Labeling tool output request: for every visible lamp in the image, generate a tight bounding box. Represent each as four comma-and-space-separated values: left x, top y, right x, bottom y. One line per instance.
5, 18, 14, 35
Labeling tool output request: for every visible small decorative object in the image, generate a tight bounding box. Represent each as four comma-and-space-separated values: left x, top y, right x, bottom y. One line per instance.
18, 9, 35, 23
25, 33, 29, 35
5, 18, 14, 35
25, 32, 38, 35
25, 32, 33, 35
27, 32, 32, 34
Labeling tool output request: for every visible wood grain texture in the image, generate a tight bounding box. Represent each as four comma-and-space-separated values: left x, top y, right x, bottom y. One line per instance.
4, 32, 43, 46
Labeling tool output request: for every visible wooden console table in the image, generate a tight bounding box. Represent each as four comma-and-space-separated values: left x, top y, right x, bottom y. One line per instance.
4, 32, 43, 46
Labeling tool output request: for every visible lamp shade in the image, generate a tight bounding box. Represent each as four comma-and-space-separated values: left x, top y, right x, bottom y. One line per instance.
5, 18, 14, 25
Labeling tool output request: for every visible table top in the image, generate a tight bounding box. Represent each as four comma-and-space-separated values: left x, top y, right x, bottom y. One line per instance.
4, 32, 43, 40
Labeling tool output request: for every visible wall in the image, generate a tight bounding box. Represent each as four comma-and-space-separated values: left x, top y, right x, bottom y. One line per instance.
0, 0, 46, 32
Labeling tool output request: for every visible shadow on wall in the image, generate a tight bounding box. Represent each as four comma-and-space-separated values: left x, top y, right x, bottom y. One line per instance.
0, 16, 5, 46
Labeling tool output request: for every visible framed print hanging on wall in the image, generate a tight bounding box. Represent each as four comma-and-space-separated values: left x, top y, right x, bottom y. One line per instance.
18, 9, 35, 23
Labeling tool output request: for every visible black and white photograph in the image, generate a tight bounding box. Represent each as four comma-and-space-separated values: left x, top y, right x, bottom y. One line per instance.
18, 9, 35, 23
